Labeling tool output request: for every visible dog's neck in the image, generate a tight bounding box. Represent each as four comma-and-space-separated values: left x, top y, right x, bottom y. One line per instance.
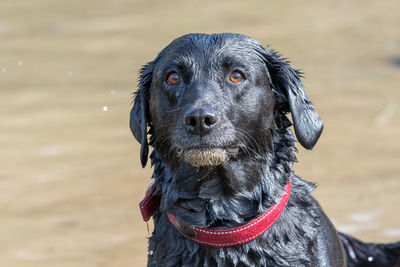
150, 112, 296, 228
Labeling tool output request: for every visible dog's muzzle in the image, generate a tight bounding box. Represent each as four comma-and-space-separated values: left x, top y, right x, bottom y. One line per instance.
181, 148, 229, 167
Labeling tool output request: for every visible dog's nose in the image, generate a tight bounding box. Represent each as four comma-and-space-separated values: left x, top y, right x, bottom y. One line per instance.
184, 107, 218, 135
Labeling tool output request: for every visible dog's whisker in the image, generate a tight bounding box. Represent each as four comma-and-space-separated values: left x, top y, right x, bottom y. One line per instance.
166, 106, 183, 113
234, 129, 264, 158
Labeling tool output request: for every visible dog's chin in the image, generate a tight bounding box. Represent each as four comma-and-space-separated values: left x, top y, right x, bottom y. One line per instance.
181, 148, 230, 167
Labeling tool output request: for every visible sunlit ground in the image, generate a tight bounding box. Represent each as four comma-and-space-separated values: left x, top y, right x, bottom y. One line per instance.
0, 0, 399, 266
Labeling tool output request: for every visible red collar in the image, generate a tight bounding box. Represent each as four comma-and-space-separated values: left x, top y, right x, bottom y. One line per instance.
140, 178, 292, 247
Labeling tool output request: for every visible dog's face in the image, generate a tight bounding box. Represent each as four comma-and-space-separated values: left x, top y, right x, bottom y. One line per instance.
149, 35, 275, 167
131, 33, 323, 168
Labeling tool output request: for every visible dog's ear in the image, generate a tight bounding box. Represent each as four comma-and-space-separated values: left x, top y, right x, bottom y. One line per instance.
262, 49, 323, 150
130, 60, 156, 167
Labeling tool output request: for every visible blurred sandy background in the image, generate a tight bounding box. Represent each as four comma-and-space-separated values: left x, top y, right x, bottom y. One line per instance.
0, 0, 399, 266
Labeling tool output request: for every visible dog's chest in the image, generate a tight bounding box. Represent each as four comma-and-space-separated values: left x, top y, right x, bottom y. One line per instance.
147, 207, 319, 267
148, 228, 312, 267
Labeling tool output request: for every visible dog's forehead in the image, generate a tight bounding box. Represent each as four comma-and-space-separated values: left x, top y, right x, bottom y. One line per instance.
158, 33, 264, 64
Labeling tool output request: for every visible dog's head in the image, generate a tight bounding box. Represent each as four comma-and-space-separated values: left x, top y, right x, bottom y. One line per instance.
130, 33, 323, 168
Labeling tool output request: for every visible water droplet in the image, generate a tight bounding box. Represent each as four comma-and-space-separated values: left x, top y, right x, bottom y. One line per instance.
67, 71, 72, 76
219, 250, 225, 259
368, 256, 374, 262
103, 106, 108, 111
1, 67, 6, 72
17, 61, 23, 67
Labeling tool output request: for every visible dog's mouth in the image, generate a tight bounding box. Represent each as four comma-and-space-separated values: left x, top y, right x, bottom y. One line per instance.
178, 146, 239, 167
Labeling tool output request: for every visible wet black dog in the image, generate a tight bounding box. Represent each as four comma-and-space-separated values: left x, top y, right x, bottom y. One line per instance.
130, 33, 400, 266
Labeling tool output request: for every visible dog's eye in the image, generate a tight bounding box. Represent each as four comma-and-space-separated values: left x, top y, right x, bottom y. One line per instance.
230, 71, 245, 83
166, 72, 181, 85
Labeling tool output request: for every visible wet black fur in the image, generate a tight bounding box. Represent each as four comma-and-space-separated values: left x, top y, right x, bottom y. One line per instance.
130, 33, 400, 266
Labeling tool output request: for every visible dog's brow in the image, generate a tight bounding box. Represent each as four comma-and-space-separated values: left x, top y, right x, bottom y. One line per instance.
221, 56, 246, 69
165, 56, 195, 72
177, 59, 193, 70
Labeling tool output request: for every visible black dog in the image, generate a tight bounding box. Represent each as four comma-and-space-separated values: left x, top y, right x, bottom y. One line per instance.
130, 33, 400, 266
